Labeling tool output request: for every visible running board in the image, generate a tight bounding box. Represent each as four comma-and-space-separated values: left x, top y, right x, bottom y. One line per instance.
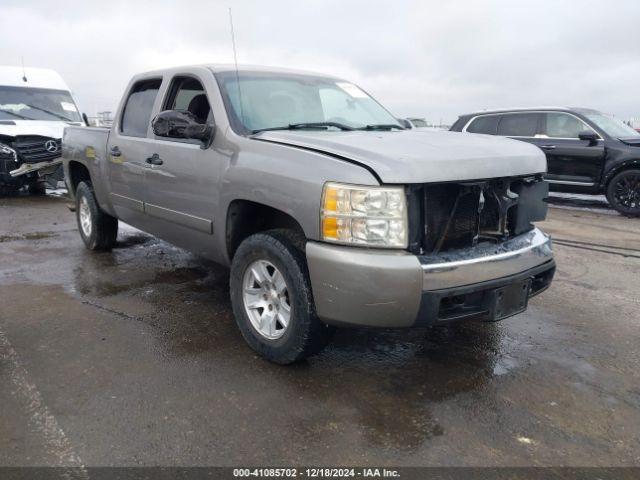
546, 179, 595, 187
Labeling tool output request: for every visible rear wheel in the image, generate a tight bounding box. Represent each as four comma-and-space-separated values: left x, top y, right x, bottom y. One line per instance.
229, 230, 334, 364
75, 181, 118, 250
606, 169, 640, 217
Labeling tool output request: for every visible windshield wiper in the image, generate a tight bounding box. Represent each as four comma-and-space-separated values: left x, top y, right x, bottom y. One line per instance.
360, 124, 406, 131
0, 108, 33, 120
252, 122, 355, 134
24, 104, 74, 122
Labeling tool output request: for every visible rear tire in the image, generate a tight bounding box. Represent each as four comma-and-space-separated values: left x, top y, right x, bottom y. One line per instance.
229, 230, 334, 364
75, 181, 118, 250
606, 169, 640, 217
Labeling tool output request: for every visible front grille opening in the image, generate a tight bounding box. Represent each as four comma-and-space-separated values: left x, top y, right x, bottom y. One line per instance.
13, 136, 62, 163
420, 176, 547, 255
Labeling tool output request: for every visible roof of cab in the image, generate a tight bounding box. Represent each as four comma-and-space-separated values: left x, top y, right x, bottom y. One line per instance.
0, 66, 71, 91
133, 63, 343, 80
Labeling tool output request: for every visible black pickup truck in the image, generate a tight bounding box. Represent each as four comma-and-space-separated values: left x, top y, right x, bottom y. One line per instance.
451, 107, 640, 216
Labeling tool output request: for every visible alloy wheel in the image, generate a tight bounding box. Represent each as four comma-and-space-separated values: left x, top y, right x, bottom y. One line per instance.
242, 259, 292, 340
613, 172, 640, 210
79, 195, 93, 237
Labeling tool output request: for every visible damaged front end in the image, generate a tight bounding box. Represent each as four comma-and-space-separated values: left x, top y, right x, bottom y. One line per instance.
407, 175, 554, 324
407, 175, 549, 255
0, 135, 64, 193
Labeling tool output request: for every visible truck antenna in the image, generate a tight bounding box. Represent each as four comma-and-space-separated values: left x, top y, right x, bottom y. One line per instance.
228, 7, 245, 124
21, 56, 28, 82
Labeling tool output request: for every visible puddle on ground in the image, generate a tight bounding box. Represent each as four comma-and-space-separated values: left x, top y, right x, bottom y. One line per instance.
21, 221, 536, 454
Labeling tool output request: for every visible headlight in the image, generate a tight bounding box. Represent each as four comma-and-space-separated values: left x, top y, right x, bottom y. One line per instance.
0, 143, 17, 162
321, 182, 408, 248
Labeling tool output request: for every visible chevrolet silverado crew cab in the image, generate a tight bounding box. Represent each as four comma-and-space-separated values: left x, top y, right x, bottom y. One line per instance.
1, 66, 84, 195
451, 107, 640, 216
62, 65, 555, 364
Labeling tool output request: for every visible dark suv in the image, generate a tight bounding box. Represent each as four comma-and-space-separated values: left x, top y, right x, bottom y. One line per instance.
450, 107, 640, 216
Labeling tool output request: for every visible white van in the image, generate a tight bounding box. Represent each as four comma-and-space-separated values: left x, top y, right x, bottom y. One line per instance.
0, 66, 84, 195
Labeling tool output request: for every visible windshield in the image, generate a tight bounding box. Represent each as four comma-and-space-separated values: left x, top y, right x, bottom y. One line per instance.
584, 112, 640, 138
215, 71, 402, 133
0, 86, 82, 122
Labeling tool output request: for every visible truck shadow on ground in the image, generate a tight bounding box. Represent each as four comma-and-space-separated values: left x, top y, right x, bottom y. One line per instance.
71, 231, 512, 453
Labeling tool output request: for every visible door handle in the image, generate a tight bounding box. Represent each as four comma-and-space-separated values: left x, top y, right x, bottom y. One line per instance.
110, 146, 121, 157
539, 145, 556, 150
145, 153, 163, 166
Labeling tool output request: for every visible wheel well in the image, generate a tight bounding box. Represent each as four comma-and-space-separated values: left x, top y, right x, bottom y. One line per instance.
226, 200, 306, 259
603, 160, 640, 189
67, 161, 91, 195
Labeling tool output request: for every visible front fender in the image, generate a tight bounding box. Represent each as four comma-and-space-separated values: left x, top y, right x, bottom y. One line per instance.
602, 158, 640, 187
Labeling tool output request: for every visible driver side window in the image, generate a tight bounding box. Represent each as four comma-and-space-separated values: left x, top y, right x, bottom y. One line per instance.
542, 113, 593, 139
164, 76, 213, 125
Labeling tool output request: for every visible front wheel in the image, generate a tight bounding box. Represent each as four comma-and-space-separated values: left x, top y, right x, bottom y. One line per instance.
75, 181, 118, 250
229, 230, 334, 364
606, 169, 640, 217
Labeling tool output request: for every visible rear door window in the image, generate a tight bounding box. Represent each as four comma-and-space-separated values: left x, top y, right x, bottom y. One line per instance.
466, 115, 499, 134
120, 79, 162, 137
497, 113, 539, 137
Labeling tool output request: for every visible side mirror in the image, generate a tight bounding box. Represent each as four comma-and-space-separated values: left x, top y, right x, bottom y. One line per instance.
82, 113, 90, 126
578, 130, 598, 145
152, 110, 215, 148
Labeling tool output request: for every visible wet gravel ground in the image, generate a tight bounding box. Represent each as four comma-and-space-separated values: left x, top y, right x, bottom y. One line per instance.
0, 192, 639, 467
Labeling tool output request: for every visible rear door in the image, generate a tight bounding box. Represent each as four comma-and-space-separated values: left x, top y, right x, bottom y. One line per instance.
529, 112, 605, 186
142, 72, 221, 256
107, 78, 162, 225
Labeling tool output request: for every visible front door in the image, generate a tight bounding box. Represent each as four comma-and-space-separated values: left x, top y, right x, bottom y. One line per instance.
142, 74, 220, 257
107, 78, 163, 225
530, 112, 605, 187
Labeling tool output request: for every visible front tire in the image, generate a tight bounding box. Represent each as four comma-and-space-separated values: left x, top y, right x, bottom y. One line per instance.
230, 230, 334, 364
606, 169, 640, 217
75, 181, 118, 250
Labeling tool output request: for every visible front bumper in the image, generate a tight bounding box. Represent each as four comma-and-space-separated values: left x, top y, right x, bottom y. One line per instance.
306, 227, 554, 327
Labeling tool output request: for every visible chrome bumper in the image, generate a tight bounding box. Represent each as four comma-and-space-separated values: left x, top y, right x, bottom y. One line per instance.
306, 227, 554, 328
420, 228, 553, 290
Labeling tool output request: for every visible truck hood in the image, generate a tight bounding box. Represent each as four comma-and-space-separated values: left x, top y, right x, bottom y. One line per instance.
255, 130, 546, 183
0, 120, 82, 140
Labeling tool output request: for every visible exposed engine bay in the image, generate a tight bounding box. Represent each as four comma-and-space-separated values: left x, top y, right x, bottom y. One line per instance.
408, 175, 549, 255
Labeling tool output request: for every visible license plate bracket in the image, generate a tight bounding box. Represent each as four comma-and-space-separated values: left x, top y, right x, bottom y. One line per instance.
488, 279, 532, 321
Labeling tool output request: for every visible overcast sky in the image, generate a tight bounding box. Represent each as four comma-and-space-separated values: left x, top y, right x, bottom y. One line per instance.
2, 0, 639, 123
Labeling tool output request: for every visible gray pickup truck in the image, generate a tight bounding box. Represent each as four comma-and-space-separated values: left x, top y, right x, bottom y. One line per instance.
63, 64, 555, 364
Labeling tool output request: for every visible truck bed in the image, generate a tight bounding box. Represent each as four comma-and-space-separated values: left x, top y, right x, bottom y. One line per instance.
63, 126, 110, 164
